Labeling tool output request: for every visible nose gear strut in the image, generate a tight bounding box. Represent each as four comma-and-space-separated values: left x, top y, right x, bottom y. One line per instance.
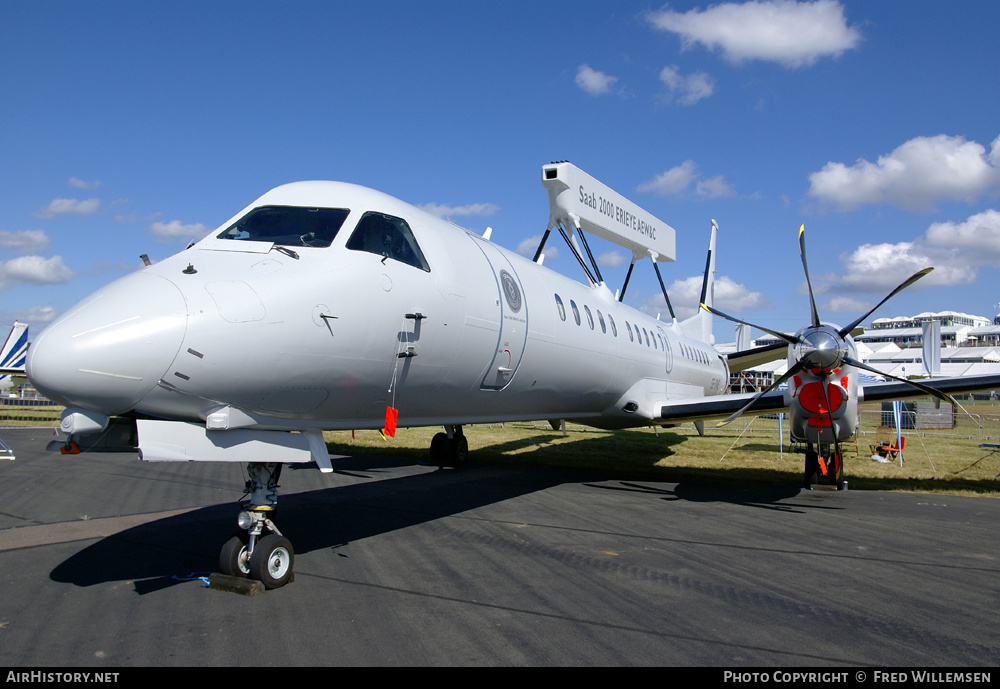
218, 462, 294, 589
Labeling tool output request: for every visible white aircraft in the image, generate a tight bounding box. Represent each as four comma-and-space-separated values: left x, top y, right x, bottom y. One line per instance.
24, 163, 1000, 588
0, 321, 28, 397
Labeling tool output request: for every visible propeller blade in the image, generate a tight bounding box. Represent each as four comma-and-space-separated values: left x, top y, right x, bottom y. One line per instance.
718, 361, 804, 426
843, 356, 957, 405
700, 303, 799, 345
797, 224, 821, 329
837, 267, 934, 338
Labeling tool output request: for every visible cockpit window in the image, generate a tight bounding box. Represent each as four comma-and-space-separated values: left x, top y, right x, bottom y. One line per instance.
217, 206, 350, 248
346, 211, 430, 272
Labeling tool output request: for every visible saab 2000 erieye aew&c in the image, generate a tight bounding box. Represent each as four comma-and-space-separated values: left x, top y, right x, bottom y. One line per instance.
20, 163, 1000, 589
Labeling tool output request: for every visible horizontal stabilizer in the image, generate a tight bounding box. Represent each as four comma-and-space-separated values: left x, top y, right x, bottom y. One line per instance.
726, 342, 787, 373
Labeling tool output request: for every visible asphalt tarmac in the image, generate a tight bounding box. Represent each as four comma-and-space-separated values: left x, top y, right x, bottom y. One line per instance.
0, 427, 997, 667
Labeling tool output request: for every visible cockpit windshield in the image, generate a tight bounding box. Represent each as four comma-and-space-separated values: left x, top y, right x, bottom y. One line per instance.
346, 211, 430, 272
217, 206, 350, 248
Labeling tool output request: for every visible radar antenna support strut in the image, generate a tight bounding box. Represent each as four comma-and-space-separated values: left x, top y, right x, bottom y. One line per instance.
653, 262, 677, 321
619, 260, 636, 303
573, 224, 604, 284
556, 223, 597, 286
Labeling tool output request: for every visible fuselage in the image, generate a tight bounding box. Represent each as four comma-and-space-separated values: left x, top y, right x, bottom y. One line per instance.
27, 181, 729, 432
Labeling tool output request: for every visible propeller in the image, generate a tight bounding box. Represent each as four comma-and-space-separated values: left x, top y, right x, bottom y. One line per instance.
703, 224, 954, 429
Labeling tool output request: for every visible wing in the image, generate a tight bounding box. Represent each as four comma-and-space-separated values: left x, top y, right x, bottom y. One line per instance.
658, 389, 787, 425
859, 373, 1000, 403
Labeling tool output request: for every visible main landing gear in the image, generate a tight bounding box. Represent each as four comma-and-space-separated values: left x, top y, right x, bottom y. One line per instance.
429, 425, 467, 468
219, 462, 294, 589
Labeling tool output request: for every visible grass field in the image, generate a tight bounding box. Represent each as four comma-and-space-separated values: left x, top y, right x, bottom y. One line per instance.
324, 400, 1000, 498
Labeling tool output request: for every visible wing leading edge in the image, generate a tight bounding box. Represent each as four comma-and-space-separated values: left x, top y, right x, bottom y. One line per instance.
858, 373, 1000, 404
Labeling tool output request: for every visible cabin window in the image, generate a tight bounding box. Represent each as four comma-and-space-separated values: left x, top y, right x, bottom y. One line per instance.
555, 294, 566, 321
584, 305, 594, 330
217, 205, 350, 248
346, 211, 430, 271
626, 322, 634, 342
608, 314, 617, 337
597, 310, 606, 334
570, 300, 581, 326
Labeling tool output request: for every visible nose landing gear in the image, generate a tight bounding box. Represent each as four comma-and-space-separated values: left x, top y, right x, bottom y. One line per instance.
803, 444, 847, 491
218, 463, 295, 589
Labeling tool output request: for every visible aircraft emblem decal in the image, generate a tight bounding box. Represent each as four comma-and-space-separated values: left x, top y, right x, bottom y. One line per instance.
500, 269, 521, 313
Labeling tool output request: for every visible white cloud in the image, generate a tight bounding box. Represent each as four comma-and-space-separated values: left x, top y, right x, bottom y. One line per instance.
0, 230, 49, 253
598, 251, 628, 268
416, 202, 499, 219
0, 255, 74, 289
813, 209, 1000, 294
925, 208, 1000, 254
808, 134, 1000, 211
0, 305, 59, 326
659, 65, 715, 105
33, 198, 101, 219
638, 274, 767, 320
822, 295, 871, 313
695, 176, 735, 199
68, 177, 101, 190
637, 161, 699, 196
148, 220, 211, 242
516, 235, 559, 261
575, 64, 618, 96
647, 0, 862, 68
637, 161, 735, 199
828, 242, 973, 292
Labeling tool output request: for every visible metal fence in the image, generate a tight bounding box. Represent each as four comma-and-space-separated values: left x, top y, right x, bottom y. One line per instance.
712, 408, 1000, 444
0, 397, 63, 429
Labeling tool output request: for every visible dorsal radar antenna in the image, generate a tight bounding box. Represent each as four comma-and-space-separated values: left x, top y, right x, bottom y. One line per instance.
539, 163, 677, 315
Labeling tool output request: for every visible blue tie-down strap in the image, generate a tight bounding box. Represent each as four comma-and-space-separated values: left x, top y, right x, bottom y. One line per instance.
172, 572, 213, 587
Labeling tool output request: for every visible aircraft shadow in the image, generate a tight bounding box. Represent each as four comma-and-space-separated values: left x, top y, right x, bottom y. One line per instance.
583, 479, 823, 513
48, 440, 834, 591
48, 456, 565, 592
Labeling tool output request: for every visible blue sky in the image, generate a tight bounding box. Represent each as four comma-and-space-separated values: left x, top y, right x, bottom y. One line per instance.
2, 1, 998, 343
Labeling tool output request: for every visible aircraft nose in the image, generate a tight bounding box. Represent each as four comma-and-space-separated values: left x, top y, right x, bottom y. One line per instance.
27, 273, 188, 415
